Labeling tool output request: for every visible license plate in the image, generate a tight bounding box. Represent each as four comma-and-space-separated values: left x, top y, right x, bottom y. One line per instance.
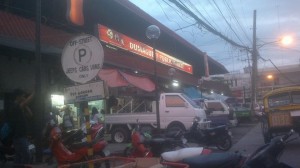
102, 149, 110, 156
181, 137, 187, 144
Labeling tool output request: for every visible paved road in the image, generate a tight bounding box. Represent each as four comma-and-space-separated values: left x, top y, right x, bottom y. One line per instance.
229, 122, 300, 168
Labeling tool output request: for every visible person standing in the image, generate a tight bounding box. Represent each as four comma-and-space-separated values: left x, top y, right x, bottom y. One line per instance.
62, 106, 74, 131
7, 89, 34, 165
91, 107, 104, 124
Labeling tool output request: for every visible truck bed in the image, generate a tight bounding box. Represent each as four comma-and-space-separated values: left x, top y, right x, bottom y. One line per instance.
105, 112, 157, 125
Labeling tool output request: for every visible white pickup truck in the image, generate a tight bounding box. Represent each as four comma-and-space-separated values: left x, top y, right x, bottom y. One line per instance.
105, 93, 209, 143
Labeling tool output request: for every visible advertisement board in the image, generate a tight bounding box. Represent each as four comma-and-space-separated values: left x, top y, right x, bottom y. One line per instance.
64, 81, 105, 103
98, 24, 193, 74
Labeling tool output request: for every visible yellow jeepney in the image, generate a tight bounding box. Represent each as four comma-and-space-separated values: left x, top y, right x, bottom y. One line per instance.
261, 86, 300, 143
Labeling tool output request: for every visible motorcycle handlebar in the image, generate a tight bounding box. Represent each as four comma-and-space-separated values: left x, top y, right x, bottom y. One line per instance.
281, 129, 294, 142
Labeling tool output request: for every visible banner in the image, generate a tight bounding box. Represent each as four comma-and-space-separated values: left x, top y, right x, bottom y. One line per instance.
98, 24, 193, 74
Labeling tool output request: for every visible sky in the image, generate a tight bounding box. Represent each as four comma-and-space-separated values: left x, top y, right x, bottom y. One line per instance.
129, 0, 300, 73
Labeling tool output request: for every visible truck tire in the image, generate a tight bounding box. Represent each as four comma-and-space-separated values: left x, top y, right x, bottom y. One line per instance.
167, 122, 185, 133
111, 127, 130, 143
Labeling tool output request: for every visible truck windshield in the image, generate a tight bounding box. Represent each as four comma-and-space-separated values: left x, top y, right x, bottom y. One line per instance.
181, 94, 201, 108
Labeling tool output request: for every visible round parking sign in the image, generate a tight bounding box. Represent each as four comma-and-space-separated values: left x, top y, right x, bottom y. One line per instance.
62, 34, 104, 84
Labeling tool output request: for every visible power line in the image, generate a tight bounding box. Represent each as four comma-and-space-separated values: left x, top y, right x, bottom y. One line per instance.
211, 0, 246, 46
168, 0, 248, 50
259, 55, 296, 84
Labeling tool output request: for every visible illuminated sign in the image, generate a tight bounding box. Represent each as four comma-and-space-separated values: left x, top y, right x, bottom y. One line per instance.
66, 0, 84, 26
98, 24, 193, 74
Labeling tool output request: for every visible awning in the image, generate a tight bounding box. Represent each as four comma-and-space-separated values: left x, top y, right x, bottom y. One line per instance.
98, 69, 155, 92
183, 87, 202, 99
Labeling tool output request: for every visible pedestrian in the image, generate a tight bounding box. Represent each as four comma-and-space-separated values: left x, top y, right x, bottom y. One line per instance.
62, 105, 74, 131
7, 89, 34, 165
91, 107, 104, 124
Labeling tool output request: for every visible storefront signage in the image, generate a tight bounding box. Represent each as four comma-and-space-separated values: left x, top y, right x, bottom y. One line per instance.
62, 34, 104, 84
64, 81, 105, 103
98, 24, 193, 74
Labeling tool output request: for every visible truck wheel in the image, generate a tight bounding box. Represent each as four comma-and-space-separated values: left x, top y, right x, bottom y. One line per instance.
111, 127, 129, 143
167, 122, 185, 133
261, 118, 271, 143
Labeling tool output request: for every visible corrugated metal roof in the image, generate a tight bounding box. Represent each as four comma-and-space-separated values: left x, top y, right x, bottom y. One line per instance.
0, 11, 73, 49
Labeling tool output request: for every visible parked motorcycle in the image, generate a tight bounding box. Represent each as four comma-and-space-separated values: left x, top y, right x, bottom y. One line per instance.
184, 118, 232, 151
0, 125, 35, 165
168, 129, 296, 168
50, 125, 110, 167
123, 124, 209, 158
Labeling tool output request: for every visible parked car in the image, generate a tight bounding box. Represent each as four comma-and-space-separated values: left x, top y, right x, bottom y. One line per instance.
232, 106, 251, 121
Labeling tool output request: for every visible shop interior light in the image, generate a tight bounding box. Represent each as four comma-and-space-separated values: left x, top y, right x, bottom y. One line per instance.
172, 80, 179, 87
51, 94, 64, 106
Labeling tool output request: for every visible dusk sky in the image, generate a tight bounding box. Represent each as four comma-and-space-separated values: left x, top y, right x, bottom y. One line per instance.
129, 0, 300, 73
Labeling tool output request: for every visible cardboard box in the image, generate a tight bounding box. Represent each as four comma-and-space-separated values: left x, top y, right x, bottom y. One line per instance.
135, 158, 163, 168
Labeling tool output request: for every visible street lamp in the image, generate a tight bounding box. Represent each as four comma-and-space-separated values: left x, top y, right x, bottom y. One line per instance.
266, 74, 275, 90
146, 25, 161, 129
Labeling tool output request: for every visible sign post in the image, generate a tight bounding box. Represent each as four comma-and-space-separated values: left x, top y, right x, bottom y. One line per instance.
62, 34, 104, 167
62, 34, 104, 84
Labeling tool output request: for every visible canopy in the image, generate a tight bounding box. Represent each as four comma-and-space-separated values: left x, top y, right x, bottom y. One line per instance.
98, 69, 155, 92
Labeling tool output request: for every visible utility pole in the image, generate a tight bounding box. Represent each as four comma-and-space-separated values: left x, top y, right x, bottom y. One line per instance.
250, 10, 257, 119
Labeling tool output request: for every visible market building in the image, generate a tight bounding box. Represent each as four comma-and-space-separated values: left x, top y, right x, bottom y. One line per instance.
0, 0, 228, 126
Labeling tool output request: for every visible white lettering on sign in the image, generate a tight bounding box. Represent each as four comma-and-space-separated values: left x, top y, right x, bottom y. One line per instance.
62, 35, 104, 84
64, 81, 105, 103
129, 42, 153, 58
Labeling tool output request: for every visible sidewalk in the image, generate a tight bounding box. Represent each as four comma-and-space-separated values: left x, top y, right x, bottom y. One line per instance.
4, 123, 264, 168
229, 122, 264, 154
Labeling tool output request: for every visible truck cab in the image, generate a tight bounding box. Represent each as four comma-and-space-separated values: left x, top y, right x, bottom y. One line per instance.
157, 93, 208, 131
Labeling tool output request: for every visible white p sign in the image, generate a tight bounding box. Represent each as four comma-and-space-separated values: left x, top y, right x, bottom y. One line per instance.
62, 34, 104, 84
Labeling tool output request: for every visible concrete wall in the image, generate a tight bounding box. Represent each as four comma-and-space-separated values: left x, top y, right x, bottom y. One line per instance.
0, 56, 35, 92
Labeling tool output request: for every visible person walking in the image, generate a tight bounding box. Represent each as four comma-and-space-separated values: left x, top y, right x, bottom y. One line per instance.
7, 89, 34, 165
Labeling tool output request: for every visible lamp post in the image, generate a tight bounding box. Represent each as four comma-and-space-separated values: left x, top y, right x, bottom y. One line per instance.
267, 74, 275, 91
146, 25, 161, 129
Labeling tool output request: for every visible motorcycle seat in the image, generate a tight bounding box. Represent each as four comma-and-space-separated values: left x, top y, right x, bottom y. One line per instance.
204, 125, 226, 132
68, 136, 101, 150
182, 153, 241, 168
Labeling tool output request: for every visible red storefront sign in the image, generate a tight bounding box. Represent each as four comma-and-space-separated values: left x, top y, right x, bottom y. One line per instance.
98, 24, 193, 74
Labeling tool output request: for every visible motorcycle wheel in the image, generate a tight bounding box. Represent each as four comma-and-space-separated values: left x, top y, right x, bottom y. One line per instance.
93, 151, 110, 168
216, 135, 232, 151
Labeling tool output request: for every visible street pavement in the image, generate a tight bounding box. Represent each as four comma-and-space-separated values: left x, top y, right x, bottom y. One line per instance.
3, 122, 300, 167
229, 122, 300, 167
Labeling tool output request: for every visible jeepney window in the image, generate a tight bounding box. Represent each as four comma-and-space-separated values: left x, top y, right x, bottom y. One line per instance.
165, 95, 185, 107
268, 93, 290, 108
291, 91, 300, 104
